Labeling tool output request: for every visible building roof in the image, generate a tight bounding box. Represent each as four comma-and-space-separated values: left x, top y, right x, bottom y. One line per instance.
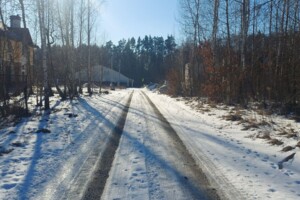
10, 27, 33, 46
76, 65, 133, 84
0, 24, 34, 46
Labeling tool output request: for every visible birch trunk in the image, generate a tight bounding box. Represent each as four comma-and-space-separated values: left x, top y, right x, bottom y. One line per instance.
36, 0, 49, 109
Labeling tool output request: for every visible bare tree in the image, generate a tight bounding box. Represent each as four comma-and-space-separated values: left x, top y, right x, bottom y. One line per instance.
87, 0, 92, 95
178, 0, 204, 96
36, 0, 49, 109
212, 0, 219, 65
240, 0, 250, 70
18, 0, 26, 28
44, 0, 66, 100
77, 0, 86, 93
0, 1, 9, 110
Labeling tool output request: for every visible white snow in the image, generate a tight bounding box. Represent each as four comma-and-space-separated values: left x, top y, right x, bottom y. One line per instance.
101, 91, 150, 199
102, 91, 208, 200
0, 89, 130, 200
146, 89, 300, 200
0, 88, 299, 200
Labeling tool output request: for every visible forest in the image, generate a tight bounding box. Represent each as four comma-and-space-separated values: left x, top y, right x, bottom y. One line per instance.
0, 0, 300, 115
174, 0, 300, 110
50, 35, 177, 88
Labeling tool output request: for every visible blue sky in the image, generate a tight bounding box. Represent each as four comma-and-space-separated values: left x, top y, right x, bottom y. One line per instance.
100, 0, 179, 44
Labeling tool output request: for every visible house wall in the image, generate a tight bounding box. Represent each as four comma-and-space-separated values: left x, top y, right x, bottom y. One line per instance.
0, 37, 9, 62
29, 46, 33, 66
0, 36, 33, 84
11, 40, 22, 63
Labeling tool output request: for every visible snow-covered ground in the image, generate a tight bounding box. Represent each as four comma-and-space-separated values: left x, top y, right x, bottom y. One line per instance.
102, 90, 213, 200
0, 89, 131, 200
147, 89, 300, 200
0, 88, 299, 200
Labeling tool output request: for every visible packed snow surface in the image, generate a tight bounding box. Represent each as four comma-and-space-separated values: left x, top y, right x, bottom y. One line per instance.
0, 88, 299, 200
147, 89, 300, 200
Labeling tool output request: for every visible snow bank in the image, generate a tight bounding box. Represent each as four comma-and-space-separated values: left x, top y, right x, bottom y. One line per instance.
146, 89, 300, 200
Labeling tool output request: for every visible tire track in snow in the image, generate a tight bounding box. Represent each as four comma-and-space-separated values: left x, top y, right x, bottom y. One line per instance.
100, 90, 150, 199
145, 90, 245, 200
140, 91, 221, 200
81, 91, 133, 200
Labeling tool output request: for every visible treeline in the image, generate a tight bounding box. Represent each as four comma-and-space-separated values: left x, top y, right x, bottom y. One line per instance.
97, 35, 177, 87
1, 0, 300, 113
171, 0, 300, 113
47, 35, 177, 87
100, 36, 177, 87
1, 0, 179, 111
2, 0, 109, 109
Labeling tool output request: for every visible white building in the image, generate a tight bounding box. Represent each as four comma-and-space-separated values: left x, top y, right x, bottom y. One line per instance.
76, 65, 134, 87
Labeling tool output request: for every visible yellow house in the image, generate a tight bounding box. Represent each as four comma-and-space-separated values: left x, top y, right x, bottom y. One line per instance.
0, 15, 34, 86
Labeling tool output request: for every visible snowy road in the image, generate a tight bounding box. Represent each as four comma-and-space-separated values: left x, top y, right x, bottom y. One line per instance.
101, 91, 219, 200
1, 88, 299, 200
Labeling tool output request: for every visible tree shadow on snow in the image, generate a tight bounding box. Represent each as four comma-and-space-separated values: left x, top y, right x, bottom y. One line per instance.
18, 110, 50, 199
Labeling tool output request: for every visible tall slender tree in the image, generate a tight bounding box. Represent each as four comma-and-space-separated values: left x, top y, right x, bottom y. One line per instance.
212, 0, 219, 65
87, 0, 92, 94
36, 0, 49, 109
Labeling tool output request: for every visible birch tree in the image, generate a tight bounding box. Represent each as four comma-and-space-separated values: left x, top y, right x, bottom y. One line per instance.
36, 0, 49, 109
77, 0, 86, 93
87, 0, 92, 95
212, 0, 219, 65
179, 0, 203, 96
240, 0, 250, 70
